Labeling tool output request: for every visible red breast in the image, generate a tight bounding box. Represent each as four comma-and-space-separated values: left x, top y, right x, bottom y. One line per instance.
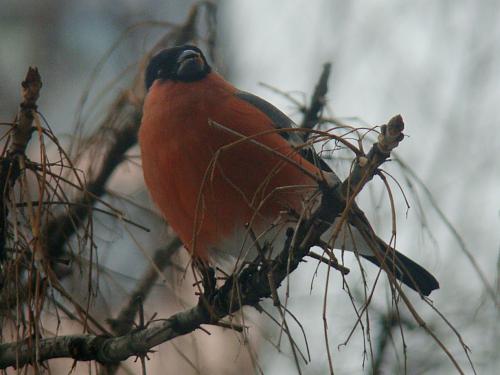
139, 72, 320, 260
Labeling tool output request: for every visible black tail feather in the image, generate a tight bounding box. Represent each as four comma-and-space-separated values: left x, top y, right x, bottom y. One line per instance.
362, 247, 439, 296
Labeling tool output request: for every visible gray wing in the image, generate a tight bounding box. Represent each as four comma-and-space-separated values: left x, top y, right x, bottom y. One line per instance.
235, 91, 332, 172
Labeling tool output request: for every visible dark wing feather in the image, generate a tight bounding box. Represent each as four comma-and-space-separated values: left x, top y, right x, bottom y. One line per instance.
236, 91, 439, 296
235, 91, 332, 172
235, 92, 439, 295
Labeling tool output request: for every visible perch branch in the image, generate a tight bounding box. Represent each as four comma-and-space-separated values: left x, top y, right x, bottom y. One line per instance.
0, 114, 405, 369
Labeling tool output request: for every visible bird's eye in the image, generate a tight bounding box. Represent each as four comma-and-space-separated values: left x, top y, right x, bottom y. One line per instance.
157, 68, 163, 78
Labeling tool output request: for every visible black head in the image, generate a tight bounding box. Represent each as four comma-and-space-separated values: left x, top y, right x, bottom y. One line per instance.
145, 45, 211, 90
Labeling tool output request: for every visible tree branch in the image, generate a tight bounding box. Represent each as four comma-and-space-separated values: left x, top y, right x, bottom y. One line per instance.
11, 67, 42, 156
0, 114, 405, 369
301, 62, 331, 139
108, 237, 182, 336
0, 67, 42, 267
340, 114, 404, 200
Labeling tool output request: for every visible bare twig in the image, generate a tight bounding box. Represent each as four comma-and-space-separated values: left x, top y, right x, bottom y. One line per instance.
301, 62, 331, 139
340, 115, 404, 201
108, 237, 182, 336
371, 310, 416, 375
307, 250, 350, 275
11, 67, 42, 155
43, 120, 139, 261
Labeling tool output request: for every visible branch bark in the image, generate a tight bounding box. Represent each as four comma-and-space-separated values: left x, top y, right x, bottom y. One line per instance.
0, 67, 42, 263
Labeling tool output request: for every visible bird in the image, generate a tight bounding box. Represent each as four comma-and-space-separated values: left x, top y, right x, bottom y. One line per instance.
139, 45, 439, 296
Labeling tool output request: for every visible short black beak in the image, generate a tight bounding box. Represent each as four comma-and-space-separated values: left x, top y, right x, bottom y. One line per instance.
177, 50, 202, 63
176, 50, 204, 78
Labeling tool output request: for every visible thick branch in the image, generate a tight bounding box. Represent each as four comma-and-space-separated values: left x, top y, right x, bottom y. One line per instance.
0, 305, 207, 368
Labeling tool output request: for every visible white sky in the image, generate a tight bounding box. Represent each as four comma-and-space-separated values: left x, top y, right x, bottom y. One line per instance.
1, 0, 498, 374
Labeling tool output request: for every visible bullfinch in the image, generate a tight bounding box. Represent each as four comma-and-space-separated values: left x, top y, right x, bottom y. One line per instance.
139, 45, 439, 296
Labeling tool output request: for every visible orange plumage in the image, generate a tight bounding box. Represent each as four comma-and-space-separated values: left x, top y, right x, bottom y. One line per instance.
140, 72, 319, 259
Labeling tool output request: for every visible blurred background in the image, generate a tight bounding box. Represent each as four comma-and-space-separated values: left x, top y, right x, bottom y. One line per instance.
1, 0, 498, 374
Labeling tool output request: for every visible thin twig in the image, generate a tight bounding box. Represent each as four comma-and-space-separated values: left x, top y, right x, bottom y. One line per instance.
301, 63, 331, 139
108, 238, 182, 336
